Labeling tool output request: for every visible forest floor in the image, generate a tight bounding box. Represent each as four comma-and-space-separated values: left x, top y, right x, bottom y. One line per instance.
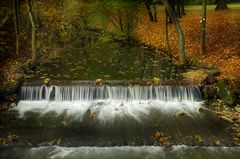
136, 4, 240, 82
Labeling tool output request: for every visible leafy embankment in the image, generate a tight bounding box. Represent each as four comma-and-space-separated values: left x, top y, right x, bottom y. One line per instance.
136, 9, 240, 81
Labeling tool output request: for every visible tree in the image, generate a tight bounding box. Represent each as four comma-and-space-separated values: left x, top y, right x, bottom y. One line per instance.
163, 0, 186, 64
27, 0, 38, 65
13, 0, 20, 55
143, 0, 157, 22
181, 0, 185, 15
165, 10, 171, 57
215, 0, 228, 10
200, 0, 207, 55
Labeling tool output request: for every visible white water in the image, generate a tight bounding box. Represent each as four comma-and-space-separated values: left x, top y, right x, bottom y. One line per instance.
20, 85, 202, 102
2, 146, 240, 159
15, 85, 203, 122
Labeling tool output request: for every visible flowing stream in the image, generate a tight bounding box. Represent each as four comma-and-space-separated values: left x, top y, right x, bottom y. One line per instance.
0, 84, 239, 158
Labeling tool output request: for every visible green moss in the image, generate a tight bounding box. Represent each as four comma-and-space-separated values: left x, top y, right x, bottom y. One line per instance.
217, 80, 235, 106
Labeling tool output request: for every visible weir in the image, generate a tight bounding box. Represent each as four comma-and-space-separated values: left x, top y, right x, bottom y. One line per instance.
20, 85, 202, 102
1, 82, 233, 148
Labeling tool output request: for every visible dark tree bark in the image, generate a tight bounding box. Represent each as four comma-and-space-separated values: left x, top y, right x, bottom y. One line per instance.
167, 0, 175, 23
13, 0, 20, 55
201, 0, 207, 55
153, 0, 157, 22
176, 0, 181, 18
165, 11, 171, 57
215, 0, 228, 10
181, 0, 185, 15
144, 1, 155, 22
27, 0, 38, 65
163, 0, 186, 64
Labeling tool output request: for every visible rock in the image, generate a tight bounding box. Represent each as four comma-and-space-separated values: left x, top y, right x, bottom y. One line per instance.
207, 76, 216, 84
206, 69, 220, 77
206, 69, 220, 84
217, 80, 235, 106
203, 85, 217, 100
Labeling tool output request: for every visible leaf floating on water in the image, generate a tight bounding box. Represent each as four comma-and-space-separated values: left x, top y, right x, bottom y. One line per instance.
43, 78, 50, 85
96, 79, 103, 85
104, 75, 110, 78
176, 111, 186, 117
63, 75, 70, 78
133, 60, 140, 64
118, 71, 125, 75
152, 77, 160, 85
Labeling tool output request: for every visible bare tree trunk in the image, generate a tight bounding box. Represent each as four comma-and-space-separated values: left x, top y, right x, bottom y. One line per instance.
13, 0, 20, 55
167, 0, 175, 23
200, 0, 206, 55
153, 0, 157, 22
144, 2, 155, 22
181, 0, 186, 15
163, 0, 186, 64
27, 0, 38, 65
165, 11, 171, 57
176, 0, 181, 18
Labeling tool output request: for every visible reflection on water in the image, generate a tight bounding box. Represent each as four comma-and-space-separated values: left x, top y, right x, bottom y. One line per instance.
38, 41, 182, 80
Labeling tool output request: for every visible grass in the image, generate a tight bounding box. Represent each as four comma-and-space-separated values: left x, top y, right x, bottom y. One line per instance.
185, 3, 240, 11
156, 3, 240, 11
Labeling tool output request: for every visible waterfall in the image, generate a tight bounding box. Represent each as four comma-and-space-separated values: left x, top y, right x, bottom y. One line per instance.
20, 85, 202, 102
16, 84, 204, 122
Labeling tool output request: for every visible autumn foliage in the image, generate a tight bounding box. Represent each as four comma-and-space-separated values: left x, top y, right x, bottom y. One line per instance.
136, 9, 240, 81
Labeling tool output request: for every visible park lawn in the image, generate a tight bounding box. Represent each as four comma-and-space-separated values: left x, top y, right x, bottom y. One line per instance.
136, 4, 240, 82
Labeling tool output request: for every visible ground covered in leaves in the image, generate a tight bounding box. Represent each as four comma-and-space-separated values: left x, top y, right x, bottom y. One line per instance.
136, 5, 240, 81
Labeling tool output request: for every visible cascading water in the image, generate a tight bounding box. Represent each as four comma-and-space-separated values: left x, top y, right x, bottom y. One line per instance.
20, 85, 202, 102
1, 83, 237, 158
16, 85, 204, 122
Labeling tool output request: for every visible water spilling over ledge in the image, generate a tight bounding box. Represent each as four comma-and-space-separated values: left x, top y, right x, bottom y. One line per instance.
16, 84, 203, 121
2, 83, 233, 147
1, 146, 240, 159
20, 85, 202, 102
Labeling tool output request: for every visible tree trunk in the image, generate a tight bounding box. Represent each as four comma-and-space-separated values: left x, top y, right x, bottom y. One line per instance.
176, 0, 181, 18
165, 11, 171, 57
163, 0, 186, 64
215, 0, 228, 10
153, 0, 157, 22
144, 2, 155, 22
27, 0, 38, 65
167, 0, 176, 23
200, 0, 207, 55
181, 0, 186, 15
13, 0, 20, 55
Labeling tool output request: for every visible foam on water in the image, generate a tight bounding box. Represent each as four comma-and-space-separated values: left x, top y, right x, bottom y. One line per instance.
2, 146, 240, 159
15, 85, 203, 122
